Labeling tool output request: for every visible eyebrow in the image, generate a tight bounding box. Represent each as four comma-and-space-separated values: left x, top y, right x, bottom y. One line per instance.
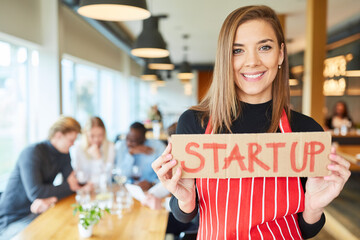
233, 38, 274, 47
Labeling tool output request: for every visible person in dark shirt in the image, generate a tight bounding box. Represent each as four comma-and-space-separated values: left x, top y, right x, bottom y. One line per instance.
0, 116, 90, 239
325, 101, 353, 130
151, 5, 351, 239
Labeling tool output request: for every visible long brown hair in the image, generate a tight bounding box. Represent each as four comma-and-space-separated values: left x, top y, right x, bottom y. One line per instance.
192, 5, 290, 133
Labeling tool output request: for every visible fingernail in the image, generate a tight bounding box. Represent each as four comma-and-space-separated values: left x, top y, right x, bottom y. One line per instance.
324, 176, 330, 180
166, 154, 172, 160
328, 164, 335, 169
171, 159, 176, 165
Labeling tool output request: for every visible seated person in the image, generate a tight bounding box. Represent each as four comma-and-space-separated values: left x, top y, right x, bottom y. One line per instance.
142, 122, 177, 209
115, 122, 165, 191
325, 101, 353, 130
71, 116, 115, 191
148, 104, 162, 123
0, 116, 90, 239
143, 122, 199, 238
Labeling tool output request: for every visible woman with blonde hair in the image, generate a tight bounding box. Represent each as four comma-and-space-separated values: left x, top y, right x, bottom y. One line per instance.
152, 5, 350, 239
71, 117, 115, 190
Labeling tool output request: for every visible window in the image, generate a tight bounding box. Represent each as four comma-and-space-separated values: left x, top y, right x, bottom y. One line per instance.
62, 57, 142, 141
0, 40, 38, 191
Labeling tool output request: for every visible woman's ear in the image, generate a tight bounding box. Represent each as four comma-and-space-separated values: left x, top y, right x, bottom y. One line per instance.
278, 43, 285, 66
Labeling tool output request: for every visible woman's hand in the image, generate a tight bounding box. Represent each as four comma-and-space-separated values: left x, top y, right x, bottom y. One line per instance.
303, 146, 351, 223
88, 144, 101, 159
152, 143, 196, 213
141, 193, 162, 210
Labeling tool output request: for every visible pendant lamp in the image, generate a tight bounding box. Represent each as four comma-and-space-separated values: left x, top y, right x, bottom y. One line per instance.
155, 74, 166, 86
78, 0, 151, 21
141, 64, 157, 81
177, 60, 194, 80
131, 16, 169, 58
177, 34, 194, 80
148, 56, 174, 70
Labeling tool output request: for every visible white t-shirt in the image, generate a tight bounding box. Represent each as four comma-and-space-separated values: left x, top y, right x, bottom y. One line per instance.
70, 140, 115, 187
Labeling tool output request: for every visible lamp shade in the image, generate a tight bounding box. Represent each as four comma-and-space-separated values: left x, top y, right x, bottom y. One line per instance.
131, 16, 169, 58
155, 75, 166, 86
177, 61, 194, 80
78, 0, 151, 21
141, 66, 157, 81
148, 56, 174, 70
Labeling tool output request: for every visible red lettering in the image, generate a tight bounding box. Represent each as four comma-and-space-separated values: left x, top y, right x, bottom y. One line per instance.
203, 143, 227, 173
290, 142, 307, 172
181, 142, 205, 173
291, 141, 325, 172
222, 144, 247, 171
304, 141, 325, 172
248, 143, 270, 172
266, 142, 286, 173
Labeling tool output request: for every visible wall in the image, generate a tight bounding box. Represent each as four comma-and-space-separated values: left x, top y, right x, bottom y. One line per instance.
198, 70, 213, 102
59, 5, 126, 73
0, 0, 144, 140
0, 0, 61, 139
0, 0, 42, 44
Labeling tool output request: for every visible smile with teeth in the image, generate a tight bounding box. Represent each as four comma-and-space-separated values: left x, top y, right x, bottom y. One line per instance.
242, 72, 265, 78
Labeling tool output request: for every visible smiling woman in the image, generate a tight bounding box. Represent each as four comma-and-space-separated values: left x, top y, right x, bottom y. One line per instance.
152, 5, 351, 240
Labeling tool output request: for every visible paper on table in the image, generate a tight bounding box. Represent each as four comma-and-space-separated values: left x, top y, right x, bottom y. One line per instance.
125, 184, 146, 202
148, 183, 170, 199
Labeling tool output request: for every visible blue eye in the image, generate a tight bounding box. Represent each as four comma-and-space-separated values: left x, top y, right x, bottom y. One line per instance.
260, 45, 272, 51
233, 49, 243, 54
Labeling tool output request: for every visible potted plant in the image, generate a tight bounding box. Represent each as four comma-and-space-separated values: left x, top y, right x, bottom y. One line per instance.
73, 203, 110, 238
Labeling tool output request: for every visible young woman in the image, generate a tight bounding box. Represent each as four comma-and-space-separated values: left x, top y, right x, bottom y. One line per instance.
71, 117, 115, 190
325, 101, 353, 130
152, 5, 350, 240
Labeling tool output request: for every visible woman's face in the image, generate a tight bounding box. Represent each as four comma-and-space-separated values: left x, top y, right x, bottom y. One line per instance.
87, 126, 105, 147
335, 103, 346, 117
232, 19, 284, 104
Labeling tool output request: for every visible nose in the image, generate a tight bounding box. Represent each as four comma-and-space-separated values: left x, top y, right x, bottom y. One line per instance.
244, 49, 260, 67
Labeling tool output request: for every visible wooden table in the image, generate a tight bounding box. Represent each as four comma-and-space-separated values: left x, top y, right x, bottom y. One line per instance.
336, 145, 360, 171
13, 194, 169, 240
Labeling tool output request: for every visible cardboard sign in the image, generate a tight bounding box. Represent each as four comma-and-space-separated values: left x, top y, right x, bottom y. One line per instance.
172, 132, 331, 178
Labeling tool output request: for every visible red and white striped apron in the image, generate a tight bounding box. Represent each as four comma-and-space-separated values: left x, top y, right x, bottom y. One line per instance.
196, 110, 304, 240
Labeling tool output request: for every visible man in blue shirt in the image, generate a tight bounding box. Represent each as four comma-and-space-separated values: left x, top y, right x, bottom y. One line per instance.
115, 122, 166, 191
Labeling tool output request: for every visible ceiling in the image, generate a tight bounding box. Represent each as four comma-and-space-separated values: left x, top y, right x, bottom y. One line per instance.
121, 0, 360, 66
